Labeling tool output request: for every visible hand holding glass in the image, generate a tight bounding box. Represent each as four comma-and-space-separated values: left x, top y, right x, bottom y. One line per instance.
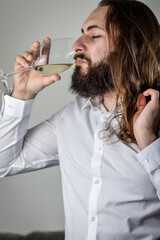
0, 38, 75, 93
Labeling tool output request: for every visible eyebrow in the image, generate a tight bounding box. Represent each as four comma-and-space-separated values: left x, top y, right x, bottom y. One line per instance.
81, 25, 105, 33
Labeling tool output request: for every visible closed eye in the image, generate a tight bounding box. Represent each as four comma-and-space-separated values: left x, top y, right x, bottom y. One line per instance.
91, 35, 101, 39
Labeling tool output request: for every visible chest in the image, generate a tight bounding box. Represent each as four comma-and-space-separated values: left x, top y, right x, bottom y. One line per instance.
56, 108, 158, 201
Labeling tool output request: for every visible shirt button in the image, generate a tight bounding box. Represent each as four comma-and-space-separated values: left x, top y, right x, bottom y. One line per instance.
8, 105, 13, 109
94, 179, 100, 184
91, 217, 96, 222
145, 158, 151, 164
98, 146, 102, 151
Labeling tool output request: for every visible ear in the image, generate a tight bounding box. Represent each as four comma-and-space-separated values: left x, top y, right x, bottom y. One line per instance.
136, 93, 147, 112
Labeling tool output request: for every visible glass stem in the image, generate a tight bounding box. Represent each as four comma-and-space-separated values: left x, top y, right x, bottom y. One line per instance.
4, 64, 34, 79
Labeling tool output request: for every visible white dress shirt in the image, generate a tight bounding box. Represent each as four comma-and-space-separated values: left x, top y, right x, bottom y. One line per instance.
0, 94, 160, 240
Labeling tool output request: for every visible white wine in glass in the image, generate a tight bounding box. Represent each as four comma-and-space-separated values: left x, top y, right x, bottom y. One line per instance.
0, 37, 75, 93
35, 63, 74, 76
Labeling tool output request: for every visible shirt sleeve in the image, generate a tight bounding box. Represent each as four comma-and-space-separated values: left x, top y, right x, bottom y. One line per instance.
137, 137, 160, 199
0, 94, 59, 177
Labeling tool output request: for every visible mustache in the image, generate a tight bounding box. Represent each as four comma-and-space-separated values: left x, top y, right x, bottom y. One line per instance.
74, 53, 91, 63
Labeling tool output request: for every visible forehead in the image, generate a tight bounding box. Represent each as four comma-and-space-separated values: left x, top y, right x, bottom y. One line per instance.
82, 6, 108, 31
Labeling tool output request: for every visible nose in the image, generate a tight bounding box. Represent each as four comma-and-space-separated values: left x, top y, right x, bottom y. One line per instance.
72, 36, 86, 53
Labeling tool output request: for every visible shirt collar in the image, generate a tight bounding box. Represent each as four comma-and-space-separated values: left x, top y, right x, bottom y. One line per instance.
81, 95, 122, 113
81, 96, 104, 111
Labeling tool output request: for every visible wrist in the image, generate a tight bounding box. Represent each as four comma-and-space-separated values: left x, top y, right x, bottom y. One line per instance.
11, 90, 36, 101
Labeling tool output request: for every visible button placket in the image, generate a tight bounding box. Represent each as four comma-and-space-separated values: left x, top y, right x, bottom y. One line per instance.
94, 179, 100, 185
87, 116, 103, 240
91, 216, 97, 222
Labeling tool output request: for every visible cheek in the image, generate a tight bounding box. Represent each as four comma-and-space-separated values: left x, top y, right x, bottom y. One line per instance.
92, 45, 109, 64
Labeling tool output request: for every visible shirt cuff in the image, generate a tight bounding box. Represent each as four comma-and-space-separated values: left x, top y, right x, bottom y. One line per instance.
3, 94, 34, 118
137, 138, 160, 174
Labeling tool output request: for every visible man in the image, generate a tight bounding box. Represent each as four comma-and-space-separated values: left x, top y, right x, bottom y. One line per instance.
0, 0, 160, 239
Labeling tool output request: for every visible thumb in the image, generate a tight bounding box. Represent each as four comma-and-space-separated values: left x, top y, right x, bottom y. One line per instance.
43, 75, 61, 87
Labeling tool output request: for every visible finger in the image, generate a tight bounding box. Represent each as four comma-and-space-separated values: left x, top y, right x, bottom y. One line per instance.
15, 55, 30, 69
143, 88, 160, 105
43, 37, 51, 43
30, 41, 41, 61
30, 41, 40, 53
23, 51, 34, 62
137, 93, 146, 111
42, 37, 51, 64
42, 74, 61, 87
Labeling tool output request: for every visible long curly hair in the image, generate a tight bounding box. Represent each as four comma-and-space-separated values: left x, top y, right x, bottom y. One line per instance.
98, 0, 160, 144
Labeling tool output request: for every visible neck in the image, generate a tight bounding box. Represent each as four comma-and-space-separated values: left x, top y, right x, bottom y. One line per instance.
103, 91, 117, 112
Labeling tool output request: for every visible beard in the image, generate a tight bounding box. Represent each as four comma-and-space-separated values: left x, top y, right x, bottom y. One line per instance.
70, 54, 115, 98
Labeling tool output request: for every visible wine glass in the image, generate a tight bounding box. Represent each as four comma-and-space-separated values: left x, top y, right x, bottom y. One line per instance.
0, 37, 75, 93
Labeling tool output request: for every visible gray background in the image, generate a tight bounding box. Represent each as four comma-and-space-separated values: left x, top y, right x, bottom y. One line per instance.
0, 0, 159, 235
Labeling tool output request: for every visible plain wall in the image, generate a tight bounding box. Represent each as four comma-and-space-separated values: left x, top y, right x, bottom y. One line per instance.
0, 0, 159, 235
